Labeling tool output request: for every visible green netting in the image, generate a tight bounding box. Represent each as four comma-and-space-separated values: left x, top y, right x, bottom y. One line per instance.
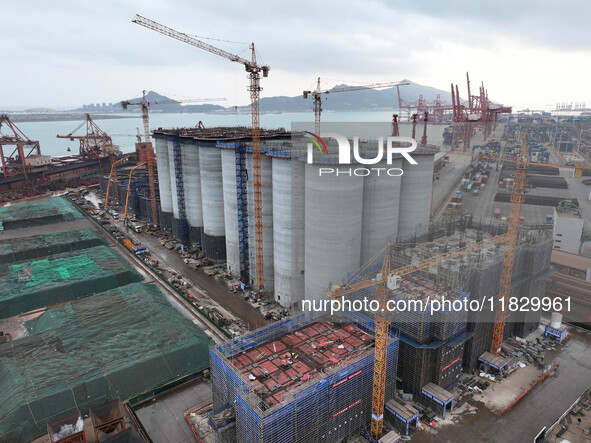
0, 229, 106, 265
0, 197, 82, 230
11, 255, 102, 287
0, 246, 142, 319
0, 282, 212, 443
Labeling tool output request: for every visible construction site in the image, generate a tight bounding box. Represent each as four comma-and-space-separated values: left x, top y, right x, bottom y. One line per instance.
1, 9, 591, 443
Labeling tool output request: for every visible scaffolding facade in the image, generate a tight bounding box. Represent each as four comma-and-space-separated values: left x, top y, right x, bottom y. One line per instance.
235, 141, 250, 282
172, 133, 189, 246
210, 312, 398, 443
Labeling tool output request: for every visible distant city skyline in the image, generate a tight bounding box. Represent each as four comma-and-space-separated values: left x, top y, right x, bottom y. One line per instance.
1, 1, 589, 111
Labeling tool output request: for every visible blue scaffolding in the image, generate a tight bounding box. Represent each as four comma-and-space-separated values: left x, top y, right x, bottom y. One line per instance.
235, 141, 250, 282
172, 133, 189, 246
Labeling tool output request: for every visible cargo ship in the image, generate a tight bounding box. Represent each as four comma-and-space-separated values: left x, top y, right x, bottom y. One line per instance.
0, 114, 123, 198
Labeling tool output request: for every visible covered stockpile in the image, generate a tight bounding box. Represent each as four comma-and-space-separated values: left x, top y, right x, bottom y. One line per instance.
0, 245, 142, 319
0, 197, 83, 230
0, 229, 106, 265
0, 283, 212, 442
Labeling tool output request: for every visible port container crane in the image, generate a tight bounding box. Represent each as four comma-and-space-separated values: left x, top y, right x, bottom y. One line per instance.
303, 78, 409, 135
133, 14, 270, 294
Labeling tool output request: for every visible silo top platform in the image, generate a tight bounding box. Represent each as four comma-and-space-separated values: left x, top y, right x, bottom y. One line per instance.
153, 126, 291, 141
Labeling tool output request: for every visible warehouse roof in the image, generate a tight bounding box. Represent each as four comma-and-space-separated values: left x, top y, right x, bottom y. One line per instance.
385, 399, 419, 422
551, 250, 591, 272
478, 351, 509, 371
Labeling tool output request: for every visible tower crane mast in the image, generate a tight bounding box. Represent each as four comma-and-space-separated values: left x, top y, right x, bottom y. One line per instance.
121, 90, 225, 143
490, 132, 529, 353
121, 90, 224, 227
303, 78, 409, 134
133, 14, 269, 293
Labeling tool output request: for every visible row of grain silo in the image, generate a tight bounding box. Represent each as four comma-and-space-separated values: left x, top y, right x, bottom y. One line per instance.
152, 128, 434, 308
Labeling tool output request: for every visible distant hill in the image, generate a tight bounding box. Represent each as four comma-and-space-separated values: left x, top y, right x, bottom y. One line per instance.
76, 81, 452, 114
76, 90, 226, 113
243, 79, 452, 113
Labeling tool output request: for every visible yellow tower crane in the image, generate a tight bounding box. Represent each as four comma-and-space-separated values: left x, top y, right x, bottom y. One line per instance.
425, 134, 590, 353
330, 130, 591, 440
132, 14, 269, 294
104, 155, 133, 208
303, 78, 409, 135
328, 234, 509, 439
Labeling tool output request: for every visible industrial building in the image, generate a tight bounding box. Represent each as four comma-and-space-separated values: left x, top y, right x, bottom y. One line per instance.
210, 311, 399, 442
552, 201, 584, 253
342, 223, 553, 394
113, 126, 436, 308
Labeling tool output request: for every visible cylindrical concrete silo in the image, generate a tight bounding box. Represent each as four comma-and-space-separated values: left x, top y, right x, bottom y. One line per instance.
397, 153, 434, 241
181, 138, 203, 246
304, 162, 364, 302
167, 139, 182, 239
272, 154, 305, 307
246, 153, 274, 293
361, 159, 403, 264
199, 144, 226, 260
221, 148, 241, 277
154, 135, 173, 230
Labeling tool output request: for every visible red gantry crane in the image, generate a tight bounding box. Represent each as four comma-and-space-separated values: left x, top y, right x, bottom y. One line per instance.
132, 14, 270, 294
304, 78, 410, 135
0, 115, 46, 179
450, 72, 512, 151
56, 114, 121, 159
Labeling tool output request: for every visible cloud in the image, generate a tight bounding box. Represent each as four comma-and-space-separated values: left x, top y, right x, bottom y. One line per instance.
0, 0, 589, 109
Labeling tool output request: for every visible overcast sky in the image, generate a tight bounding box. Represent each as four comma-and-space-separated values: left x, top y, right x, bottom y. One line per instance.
1, 0, 589, 110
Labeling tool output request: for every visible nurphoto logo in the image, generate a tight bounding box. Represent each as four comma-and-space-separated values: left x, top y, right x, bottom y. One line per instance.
304, 131, 418, 176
